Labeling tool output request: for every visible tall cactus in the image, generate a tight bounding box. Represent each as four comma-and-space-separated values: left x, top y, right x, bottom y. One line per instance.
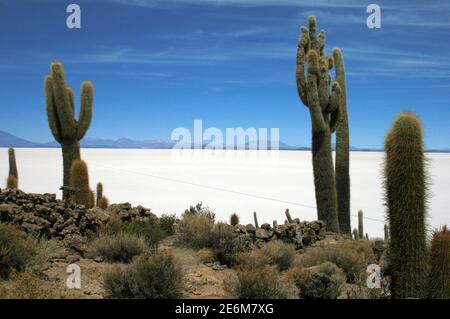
384, 112, 428, 299
426, 227, 450, 299
285, 209, 293, 223
96, 182, 103, 207
296, 16, 341, 233
253, 211, 259, 228
333, 49, 350, 234
8, 148, 18, 180
45, 61, 93, 198
358, 210, 364, 240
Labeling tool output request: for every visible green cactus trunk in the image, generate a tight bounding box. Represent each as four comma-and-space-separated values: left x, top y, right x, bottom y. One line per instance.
333, 49, 351, 235
253, 212, 259, 228
96, 182, 103, 207
61, 142, 81, 196
296, 16, 341, 233
358, 210, 364, 240
384, 112, 428, 299
312, 128, 339, 232
8, 148, 18, 180
285, 209, 293, 223
45, 61, 93, 199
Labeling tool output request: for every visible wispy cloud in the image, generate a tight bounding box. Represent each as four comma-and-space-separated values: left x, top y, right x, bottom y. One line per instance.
110, 0, 364, 9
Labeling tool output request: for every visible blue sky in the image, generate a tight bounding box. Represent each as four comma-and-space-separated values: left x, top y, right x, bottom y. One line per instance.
0, 0, 449, 148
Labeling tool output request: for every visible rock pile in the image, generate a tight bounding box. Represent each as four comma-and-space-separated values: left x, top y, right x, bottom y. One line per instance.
233, 219, 326, 250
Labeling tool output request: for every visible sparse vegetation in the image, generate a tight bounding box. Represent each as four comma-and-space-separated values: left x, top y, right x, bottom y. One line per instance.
261, 240, 296, 271
225, 266, 298, 299
89, 232, 148, 263
103, 252, 184, 299
158, 214, 179, 236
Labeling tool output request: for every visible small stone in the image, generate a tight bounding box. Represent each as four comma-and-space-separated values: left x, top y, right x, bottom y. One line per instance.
255, 228, 269, 239
245, 224, 256, 233
94, 256, 104, 263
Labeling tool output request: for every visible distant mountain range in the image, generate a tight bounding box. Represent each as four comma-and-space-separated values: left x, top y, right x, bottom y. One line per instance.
0, 130, 448, 152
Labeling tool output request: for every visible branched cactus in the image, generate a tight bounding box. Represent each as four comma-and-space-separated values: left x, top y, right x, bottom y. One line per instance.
426, 227, 450, 299
384, 112, 428, 299
70, 160, 91, 208
96, 182, 103, 207
45, 61, 93, 198
333, 48, 350, 234
253, 211, 259, 228
230, 213, 239, 226
296, 16, 341, 233
358, 210, 364, 240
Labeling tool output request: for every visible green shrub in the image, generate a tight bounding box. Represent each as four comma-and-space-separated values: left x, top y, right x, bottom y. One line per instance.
158, 214, 179, 236
175, 214, 213, 249
0, 224, 36, 279
104, 252, 184, 299
208, 223, 248, 267
261, 240, 296, 271
101, 217, 165, 248
89, 232, 148, 263
183, 202, 215, 222
287, 262, 346, 299
225, 266, 298, 299
295, 240, 375, 283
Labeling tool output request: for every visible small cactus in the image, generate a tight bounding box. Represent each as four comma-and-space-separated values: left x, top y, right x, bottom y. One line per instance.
384, 112, 428, 299
70, 160, 91, 208
89, 189, 95, 209
96, 182, 103, 207
253, 211, 259, 228
230, 213, 239, 226
358, 210, 364, 239
273, 220, 278, 228
100, 196, 109, 210
285, 209, 293, 223
6, 175, 17, 189
384, 224, 389, 241
352, 228, 359, 240
426, 227, 450, 299
365, 233, 369, 240
8, 148, 18, 181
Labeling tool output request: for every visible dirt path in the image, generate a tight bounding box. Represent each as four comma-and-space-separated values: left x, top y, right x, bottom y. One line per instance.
159, 236, 235, 299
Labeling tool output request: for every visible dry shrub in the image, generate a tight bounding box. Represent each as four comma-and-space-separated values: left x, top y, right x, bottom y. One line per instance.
89, 232, 148, 263
197, 248, 215, 263
175, 214, 213, 249
225, 266, 298, 299
158, 214, 179, 236
236, 250, 270, 269
295, 239, 375, 283
261, 240, 296, 271
103, 252, 184, 299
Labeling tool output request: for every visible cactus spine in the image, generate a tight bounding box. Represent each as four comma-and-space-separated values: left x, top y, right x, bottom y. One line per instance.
253, 211, 259, 228
296, 16, 341, 233
384, 112, 427, 299
358, 210, 364, 240
426, 227, 450, 299
333, 48, 350, 234
230, 213, 239, 226
96, 182, 103, 207
45, 61, 93, 198
70, 160, 91, 208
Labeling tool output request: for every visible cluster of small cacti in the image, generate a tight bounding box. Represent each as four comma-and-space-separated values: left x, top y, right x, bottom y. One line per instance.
96, 182, 109, 210
295, 16, 350, 234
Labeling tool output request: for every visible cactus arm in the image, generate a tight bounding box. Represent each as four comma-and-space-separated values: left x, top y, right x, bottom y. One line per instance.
306, 51, 327, 133
318, 30, 326, 56
318, 56, 331, 110
67, 86, 75, 118
50, 62, 76, 139
45, 75, 63, 143
77, 81, 93, 140
296, 26, 309, 106
308, 16, 319, 51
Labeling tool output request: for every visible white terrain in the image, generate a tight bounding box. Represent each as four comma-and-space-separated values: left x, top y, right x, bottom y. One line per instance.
0, 148, 448, 238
